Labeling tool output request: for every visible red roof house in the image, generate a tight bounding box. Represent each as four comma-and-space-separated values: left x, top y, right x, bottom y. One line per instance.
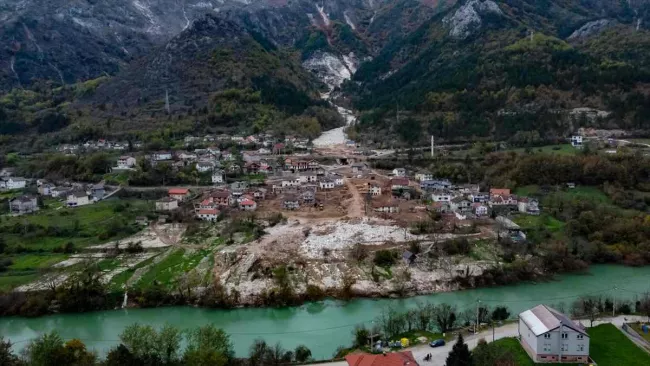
345, 352, 418, 366
168, 188, 190, 201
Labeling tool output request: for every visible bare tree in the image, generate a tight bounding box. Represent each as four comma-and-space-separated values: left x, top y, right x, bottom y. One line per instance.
434, 304, 457, 333
572, 296, 600, 327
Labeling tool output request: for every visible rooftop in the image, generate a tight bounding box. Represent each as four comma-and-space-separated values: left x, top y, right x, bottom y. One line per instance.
345, 352, 418, 366
520, 304, 588, 336
168, 188, 189, 195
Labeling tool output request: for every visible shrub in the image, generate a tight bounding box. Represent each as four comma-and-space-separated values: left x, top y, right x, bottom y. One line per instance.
373, 250, 396, 267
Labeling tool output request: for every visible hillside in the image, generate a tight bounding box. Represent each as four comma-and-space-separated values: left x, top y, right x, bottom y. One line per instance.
345, 0, 650, 145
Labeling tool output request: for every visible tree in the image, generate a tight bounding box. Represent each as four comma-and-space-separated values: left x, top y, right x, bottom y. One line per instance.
62, 339, 96, 365
294, 345, 312, 363
248, 339, 270, 366
352, 325, 370, 348
0, 336, 21, 366
572, 296, 600, 327
119, 324, 159, 362
183, 325, 233, 366
434, 304, 457, 333
638, 293, 650, 321
491, 306, 510, 322
25, 331, 66, 366
155, 324, 182, 364
445, 333, 473, 366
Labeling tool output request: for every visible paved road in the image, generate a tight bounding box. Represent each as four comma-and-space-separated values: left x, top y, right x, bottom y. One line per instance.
319, 315, 649, 366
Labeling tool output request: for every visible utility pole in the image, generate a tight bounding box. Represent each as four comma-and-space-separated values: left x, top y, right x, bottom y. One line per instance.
476, 299, 481, 334
613, 286, 618, 317
165, 89, 170, 114
431, 135, 435, 158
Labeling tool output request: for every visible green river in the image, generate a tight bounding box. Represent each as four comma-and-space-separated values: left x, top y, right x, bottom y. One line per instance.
2, 265, 650, 359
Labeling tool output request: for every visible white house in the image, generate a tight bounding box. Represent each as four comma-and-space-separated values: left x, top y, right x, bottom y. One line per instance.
67, 191, 90, 207
368, 183, 382, 196
117, 156, 136, 169
2, 177, 27, 190
239, 199, 257, 211
197, 208, 219, 222
299, 172, 318, 183
392, 168, 406, 177
331, 174, 344, 186
473, 203, 488, 216
319, 179, 335, 190
431, 192, 452, 202
450, 197, 472, 213
415, 173, 433, 182
519, 305, 589, 364
152, 151, 173, 161
571, 135, 583, 148
196, 161, 215, 173
281, 177, 301, 188
212, 170, 225, 184
518, 198, 540, 215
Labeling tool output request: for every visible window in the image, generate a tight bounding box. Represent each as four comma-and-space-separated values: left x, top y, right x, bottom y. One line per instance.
561, 344, 569, 352
561, 333, 568, 339
577, 344, 585, 352
544, 333, 551, 339
577, 334, 584, 340
543, 343, 552, 352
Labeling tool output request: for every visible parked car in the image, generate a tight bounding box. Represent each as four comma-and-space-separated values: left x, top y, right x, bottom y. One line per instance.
429, 339, 445, 347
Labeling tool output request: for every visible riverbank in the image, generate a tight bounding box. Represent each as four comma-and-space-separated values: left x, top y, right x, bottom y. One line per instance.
2, 264, 650, 359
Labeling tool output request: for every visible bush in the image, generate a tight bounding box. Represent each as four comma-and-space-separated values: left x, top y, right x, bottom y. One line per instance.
373, 250, 397, 267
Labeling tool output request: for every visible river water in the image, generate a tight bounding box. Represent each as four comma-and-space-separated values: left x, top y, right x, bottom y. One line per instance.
2, 265, 650, 358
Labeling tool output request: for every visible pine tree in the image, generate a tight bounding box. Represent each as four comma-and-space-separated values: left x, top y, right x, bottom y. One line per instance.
445, 333, 473, 366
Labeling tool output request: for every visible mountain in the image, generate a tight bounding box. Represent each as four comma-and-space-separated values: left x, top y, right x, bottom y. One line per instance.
2, 0, 650, 146
345, 0, 650, 145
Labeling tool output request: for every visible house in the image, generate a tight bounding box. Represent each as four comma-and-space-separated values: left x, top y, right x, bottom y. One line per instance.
457, 184, 480, 195
373, 199, 400, 213
571, 135, 583, 148
212, 170, 225, 184
90, 183, 105, 200
345, 351, 418, 366
420, 179, 451, 191
490, 188, 511, 197
392, 168, 407, 177
38, 183, 56, 196
196, 208, 219, 221
415, 173, 433, 182
390, 178, 409, 190
251, 188, 267, 200
281, 177, 301, 188
431, 191, 452, 202
351, 163, 367, 174
469, 192, 490, 203
135, 216, 149, 226
67, 191, 90, 207
430, 201, 450, 213
282, 194, 300, 210
496, 216, 526, 241
299, 172, 318, 183
50, 187, 69, 198
156, 197, 178, 211
239, 199, 257, 211
168, 188, 190, 201
473, 203, 488, 216
117, 156, 136, 169
331, 174, 344, 186
566, 182, 576, 189
273, 143, 285, 154
368, 183, 382, 196
519, 304, 589, 363
196, 161, 215, 173
257, 147, 271, 155
319, 179, 335, 190
9, 196, 39, 215
178, 152, 198, 161
489, 194, 518, 207
1, 177, 27, 190
300, 189, 316, 204
518, 198, 541, 215
450, 197, 472, 213
211, 191, 231, 206
152, 151, 173, 161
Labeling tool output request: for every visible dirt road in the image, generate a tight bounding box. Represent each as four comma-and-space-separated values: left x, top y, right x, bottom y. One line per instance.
345, 178, 364, 218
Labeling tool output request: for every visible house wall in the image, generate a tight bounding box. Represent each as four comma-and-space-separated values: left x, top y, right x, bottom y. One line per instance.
520, 318, 538, 354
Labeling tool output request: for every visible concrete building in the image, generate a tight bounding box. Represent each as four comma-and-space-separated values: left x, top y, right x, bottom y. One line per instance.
67, 191, 90, 207
116, 156, 136, 169
156, 197, 179, 211
9, 195, 39, 215
168, 188, 190, 201
519, 305, 589, 363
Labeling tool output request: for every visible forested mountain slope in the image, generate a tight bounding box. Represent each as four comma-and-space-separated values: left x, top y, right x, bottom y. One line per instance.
346, 0, 650, 145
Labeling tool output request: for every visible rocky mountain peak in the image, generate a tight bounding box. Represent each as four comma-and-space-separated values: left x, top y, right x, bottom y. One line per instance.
442, 0, 503, 39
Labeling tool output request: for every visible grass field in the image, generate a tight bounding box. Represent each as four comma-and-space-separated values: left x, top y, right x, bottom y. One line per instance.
559, 186, 610, 204
514, 214, 565, 233
8, 254, 68, 270
136, 249, 209, 288
510, 144, 578, 156
588, 323, 650, 366
481, 337, 537, 366
0, 273, 39, 292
